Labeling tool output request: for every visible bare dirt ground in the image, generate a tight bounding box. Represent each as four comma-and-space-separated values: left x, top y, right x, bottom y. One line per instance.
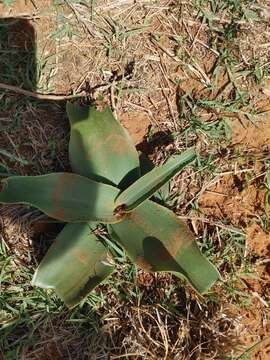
0, 1, 270, 359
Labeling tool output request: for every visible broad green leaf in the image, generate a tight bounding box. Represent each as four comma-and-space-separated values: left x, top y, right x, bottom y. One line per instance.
114, 149, 196, 212
0, 173, 121, 223
32, 223, 114, 308
111, 200, 220, 293
139, 153, 170, 204
67, 102, 140, 188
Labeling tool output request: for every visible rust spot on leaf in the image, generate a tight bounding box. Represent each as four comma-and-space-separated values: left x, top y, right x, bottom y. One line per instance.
168, 232, 183, 257
52, 208, 65, 220
159, 219, 194, 260
128, 205, 194, 259
88, 133, 129, 159
136, 256, 152, 271
76, 252, 88, 265
107, 134, 127, 155
0, 182, 4, 192
52, 174, 75, 219
128, 210, 154, 234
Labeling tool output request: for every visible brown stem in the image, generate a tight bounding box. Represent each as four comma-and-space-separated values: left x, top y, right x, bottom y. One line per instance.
0, 82, 86, 100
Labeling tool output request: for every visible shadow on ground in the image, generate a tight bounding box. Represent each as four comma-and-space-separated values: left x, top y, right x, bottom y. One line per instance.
0, 18, 107, 358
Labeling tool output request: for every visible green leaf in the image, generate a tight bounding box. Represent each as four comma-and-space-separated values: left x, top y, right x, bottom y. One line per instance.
67, 102, 140, 188
0, 173, 121, 223
111, 200, 220, 293
114, 149, 196, 212
32, 223, 114, 308
139, 154, 170, 204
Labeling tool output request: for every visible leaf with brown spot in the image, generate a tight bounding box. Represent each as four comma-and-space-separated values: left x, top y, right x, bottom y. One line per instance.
32, 223, 114, 308
0, 173, 121, 223
67, 102, 140, 188
111, 200, 220, 294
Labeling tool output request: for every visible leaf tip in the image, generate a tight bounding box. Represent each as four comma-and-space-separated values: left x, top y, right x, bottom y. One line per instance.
196, 263, 221, 294
32, 270, 55, 290
66, 101, 90, 124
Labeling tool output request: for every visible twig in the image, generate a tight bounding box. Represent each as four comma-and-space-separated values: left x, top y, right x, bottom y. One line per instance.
252, 292, 269, 308
189, 37, 220, 56
0, 13, 41, 20
110, 79, 117, 118
95, 0, 157, 11
0, 82, 86, 100
214, 168, 254, 176
150, 37, 179, 62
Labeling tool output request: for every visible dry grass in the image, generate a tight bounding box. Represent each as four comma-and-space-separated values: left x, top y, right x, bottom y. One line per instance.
12, 270, 242, 360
